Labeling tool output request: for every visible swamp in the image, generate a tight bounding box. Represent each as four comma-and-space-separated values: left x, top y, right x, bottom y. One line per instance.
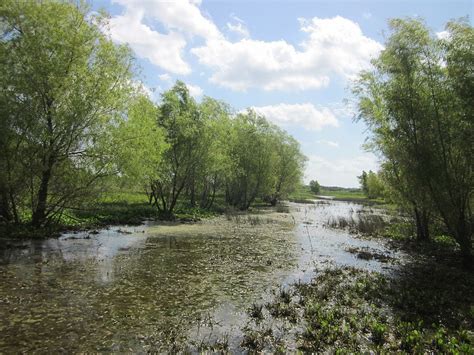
1, 200, 472, 352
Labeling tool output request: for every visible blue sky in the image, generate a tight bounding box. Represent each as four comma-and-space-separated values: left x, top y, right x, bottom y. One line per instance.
91, 0, 472, 187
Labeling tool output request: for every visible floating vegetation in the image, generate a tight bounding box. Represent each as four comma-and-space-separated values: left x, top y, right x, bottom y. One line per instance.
0, 212, 299, 352
346, 246, 395, 263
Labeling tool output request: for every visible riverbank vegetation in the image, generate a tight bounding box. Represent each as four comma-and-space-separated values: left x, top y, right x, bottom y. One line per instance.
0, 1, 306, 237
242, 262, 473, 353
353, 18, 473, 266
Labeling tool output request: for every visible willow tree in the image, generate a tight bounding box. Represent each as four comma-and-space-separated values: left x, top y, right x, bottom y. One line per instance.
0, 1, 135, 227
112, 95, 166, 194
225, 110, 276, 210
354, 18, 473, 265
192, 97, 233, 209
266, 128, 307, 206
148, 82, 204, 218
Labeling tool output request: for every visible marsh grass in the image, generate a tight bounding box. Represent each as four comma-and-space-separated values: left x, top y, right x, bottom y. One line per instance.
288, 198, 315, 204
195, 334, 230, 353
276, 205, 290, 213
242, 263, 474, 353
346, 246, 395, 263
249, 303, 264, 321
326, 214, 387, 236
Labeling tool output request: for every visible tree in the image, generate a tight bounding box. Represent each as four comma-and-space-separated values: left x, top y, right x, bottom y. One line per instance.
148, 81, 203, 218
193, 97, 233, 209
0, 1, 135, 227
112, 94, 166, 193
309, 180, 321, 195
366, 171, 385, 199
264, 128, 306, 205
353, 18, 473, 264
358, 171, 369, 196
225, 110, 275, 210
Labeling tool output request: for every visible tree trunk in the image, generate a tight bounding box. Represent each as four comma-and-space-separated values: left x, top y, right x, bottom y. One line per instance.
414, 207, 430, 241
0, 188, 12, 223
32, 157, 54, 228
455, 216, 473, 269
270, 197, 277, 206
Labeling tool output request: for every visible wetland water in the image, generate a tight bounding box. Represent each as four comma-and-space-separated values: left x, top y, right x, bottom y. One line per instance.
0, 200, 402, 352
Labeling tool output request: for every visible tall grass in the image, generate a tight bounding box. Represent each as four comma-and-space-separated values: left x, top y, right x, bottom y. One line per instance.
326, 214, 387, 235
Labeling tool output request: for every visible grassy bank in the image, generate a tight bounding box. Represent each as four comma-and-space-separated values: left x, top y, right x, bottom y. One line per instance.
0, 191, 221, 239
320, 186, 385, 204
287, 185, 318, 204
288, 185, 386, 205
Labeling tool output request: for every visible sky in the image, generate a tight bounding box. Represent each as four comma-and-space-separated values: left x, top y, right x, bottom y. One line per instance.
90, 0, 472, 187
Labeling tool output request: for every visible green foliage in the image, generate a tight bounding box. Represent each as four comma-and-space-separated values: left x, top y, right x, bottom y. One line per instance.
0, 0, 135, 227
309, 180, 321, 195
224, 109, 306, 210
353, 18, 473, 262
112, 95, 166, 186
225, 110, 276, 210
139, 83, 307, 217
242, 266, 474, 352
0, 2, 306, 229
146, 81, 203, 218
358, 171, 384, 199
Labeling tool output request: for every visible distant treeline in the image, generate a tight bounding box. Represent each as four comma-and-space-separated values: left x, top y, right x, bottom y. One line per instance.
0, 1, 306, 227
320, 186, 362, 193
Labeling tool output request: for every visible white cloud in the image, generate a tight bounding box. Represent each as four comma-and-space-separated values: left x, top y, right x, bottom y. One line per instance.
186, 83, 203, 98
305, 153, 379, 187
436, 30, 449, 40
107, 2, 381, 92
108, 9, 190, 74
159, 73, 172, 82
317, 140, 339, 148
227, 14, 249, 38
250, 103, 339, 131
108, 0, 222, 74
192, 16, 382, 91
112, 0, 221, 39
227, 21, 250, 38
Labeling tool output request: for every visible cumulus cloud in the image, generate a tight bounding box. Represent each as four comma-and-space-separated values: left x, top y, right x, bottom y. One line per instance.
159, 73, 172, 82
107, 0, 222, 74
112, 0, 221, 39
107, 1, 381, 92
192, 16, 383, 91
305, 153, 379, 187
186, 83, 203, 98
250, 103, 339, 131
108, 9, 190, 74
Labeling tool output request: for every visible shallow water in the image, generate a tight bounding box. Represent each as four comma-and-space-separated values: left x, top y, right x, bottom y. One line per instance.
0, 200, 402, 352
